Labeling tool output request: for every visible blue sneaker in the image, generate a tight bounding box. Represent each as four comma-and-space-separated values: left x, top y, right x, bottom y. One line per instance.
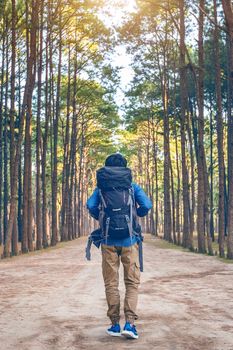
106, 323, 122, 337
121, 322, 139, 339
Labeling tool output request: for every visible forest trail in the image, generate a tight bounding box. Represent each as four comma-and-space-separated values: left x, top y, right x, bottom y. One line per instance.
1, 236, 233, 350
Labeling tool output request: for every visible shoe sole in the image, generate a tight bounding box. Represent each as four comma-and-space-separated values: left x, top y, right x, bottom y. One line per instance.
106, 330, 122, 337
121, 330, 139, 339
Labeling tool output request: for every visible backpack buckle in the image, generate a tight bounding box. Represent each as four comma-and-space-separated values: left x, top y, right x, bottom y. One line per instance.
125, 215, 130, 223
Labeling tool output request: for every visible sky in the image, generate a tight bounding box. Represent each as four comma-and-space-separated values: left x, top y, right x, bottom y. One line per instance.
98, 0, 137, 115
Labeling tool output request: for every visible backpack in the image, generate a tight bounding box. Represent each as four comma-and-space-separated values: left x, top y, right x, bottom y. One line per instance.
96, 166, 138, 242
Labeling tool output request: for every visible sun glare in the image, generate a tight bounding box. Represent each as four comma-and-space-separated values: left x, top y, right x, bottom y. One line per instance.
98, 0, 137, 27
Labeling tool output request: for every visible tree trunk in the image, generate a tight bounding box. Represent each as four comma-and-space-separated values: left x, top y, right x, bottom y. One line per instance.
209, 108, 214, 241
213, 0, 225, 257
197, 0, 207, 254
175, 121, 181, 245
186, 115, 194, 250
68, 47, 79, 240
3, 0, 39, 257
163, 83, 172, 242
0, 22, 5, 246
4, 19, 9, 246
10, 0, 18, 256
61, 46, 71, 242
179, 0, 191, 248
22, 2, 33, 253
41, 7, 51, 249
17, 56, 23, 244
36, 0, 44, 250
51, 11, 62, 246
221, 0, 233, 258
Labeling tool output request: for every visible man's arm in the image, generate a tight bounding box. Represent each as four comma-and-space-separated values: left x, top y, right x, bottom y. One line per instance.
132, 183, 152, 217
86, 188, 100, 220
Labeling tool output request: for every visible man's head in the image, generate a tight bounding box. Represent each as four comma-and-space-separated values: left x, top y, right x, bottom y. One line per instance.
105, 153, 127, 167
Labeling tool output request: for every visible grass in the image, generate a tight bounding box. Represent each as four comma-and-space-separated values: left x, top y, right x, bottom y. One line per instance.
145, 233, 233, 264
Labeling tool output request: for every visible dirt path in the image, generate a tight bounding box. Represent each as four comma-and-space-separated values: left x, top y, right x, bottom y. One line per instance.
0, 236, 233, 350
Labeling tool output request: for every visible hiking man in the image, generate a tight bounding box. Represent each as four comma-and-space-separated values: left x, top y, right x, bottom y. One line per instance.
86, 153, 152, 339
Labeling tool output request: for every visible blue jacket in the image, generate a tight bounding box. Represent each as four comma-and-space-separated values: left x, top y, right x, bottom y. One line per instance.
86, 183, 152, 247
87, 182, 152, 220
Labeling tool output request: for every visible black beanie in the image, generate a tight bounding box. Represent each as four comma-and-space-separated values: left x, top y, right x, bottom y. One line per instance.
105, 153, 127, 167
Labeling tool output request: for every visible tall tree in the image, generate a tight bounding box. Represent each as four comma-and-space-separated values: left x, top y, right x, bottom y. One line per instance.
213, 0, 225, 257
179, 0, 192, 249
221, 0, 233, 258
36, 0, 44, 251
4, 0, 39, 257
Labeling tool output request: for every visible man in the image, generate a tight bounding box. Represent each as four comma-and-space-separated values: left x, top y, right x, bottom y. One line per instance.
86, 153, 152, 339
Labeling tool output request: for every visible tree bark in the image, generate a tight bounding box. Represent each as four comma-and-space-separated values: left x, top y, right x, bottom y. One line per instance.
3, 0, 39, 257
213, 0, 225, 257
221, 0, 233, 258
61, 46, 71, 242
36, 0, 44, 250
197, 0, 207, 254
10, 0, 18, 256
51, 10, 62, 246
4, 19, 9, 246
0, 21, 5, 246
179, 0, 191, 249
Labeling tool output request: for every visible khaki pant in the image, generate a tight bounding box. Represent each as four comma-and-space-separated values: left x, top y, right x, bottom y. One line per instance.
101, 242, 140, 324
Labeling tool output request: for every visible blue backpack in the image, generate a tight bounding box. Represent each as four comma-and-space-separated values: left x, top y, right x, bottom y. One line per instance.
96, 166, 137, 243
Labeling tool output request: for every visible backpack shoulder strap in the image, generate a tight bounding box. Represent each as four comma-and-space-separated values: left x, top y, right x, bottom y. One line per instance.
99, 188, 107, 208
85, 236, 92, 261
125, 186, 134, 241
98, 188, 110, 244
130, 185, 136, 205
